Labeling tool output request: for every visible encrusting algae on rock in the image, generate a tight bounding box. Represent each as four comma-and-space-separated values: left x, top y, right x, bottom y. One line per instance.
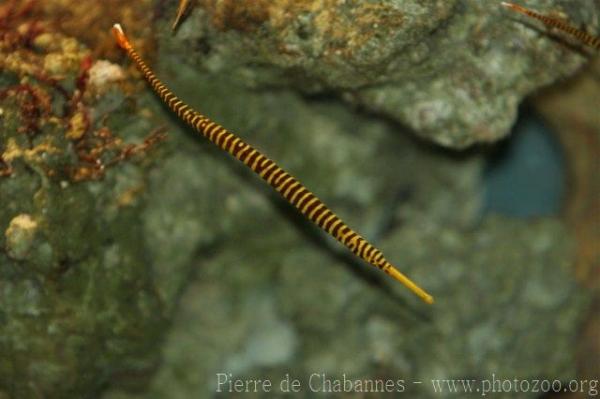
0, 2, 165, 182
0, 1, 171, 397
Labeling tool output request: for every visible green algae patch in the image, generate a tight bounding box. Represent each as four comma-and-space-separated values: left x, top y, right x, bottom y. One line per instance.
0, 4, 170, 397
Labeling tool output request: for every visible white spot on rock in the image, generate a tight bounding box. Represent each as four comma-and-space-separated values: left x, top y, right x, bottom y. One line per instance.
5, 214, 38, 260
88, 60, 125, 93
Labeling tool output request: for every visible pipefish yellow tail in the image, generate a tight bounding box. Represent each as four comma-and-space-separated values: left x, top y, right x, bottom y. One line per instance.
111, 24, 434, 305
501, 2, 600, 50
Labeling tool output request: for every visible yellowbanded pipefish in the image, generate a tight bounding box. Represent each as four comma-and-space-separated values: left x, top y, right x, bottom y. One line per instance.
172, 0, 192, 31
111, 24, 434, 304
501, 2, 600, 50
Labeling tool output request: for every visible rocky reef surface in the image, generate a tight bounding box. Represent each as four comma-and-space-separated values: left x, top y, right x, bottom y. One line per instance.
0, 1, 596, 398
533, 57, 600, 398
0, 2, 167, 397
164, 0, 598, 148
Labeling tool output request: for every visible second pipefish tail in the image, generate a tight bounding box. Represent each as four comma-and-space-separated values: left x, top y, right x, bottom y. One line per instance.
501, 2, 600, 50
111, 24, 433, 305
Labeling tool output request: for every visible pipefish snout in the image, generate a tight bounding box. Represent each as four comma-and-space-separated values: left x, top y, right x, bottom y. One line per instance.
111, 23, 434, 304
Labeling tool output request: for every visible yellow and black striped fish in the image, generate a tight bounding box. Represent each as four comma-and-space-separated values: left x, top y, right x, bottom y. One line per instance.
112, 24, 433, 304
172, 0, 192, 31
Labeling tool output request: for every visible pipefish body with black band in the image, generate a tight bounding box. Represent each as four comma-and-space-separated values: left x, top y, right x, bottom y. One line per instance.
111, 24, 434, 304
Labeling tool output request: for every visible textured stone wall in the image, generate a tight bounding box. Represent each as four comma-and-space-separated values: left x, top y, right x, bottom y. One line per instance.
165, 0, 598, 147
0, 0, 596, 398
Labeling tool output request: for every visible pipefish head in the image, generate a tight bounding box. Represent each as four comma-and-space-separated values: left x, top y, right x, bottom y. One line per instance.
111, 23, 131, 51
